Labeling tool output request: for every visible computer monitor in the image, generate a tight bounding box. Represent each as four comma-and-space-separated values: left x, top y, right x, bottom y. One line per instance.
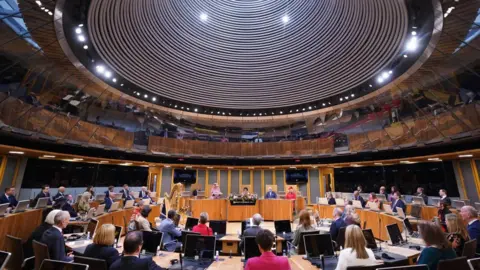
386, 224, 404, 245
185, 217, 199, 231
335, 198, 345, 206
0, 251, 11, 270
86, 219, 98, 237
209, 220, 227, 235
376, 194, 386, 202
318, 198, 328, 205
94, 205, 105, 216
430, 197, 441, 206
362, 229, 377, 250
377, 265, 429, 270
109, 202, 119, 212
184, 235, 216, 260
114, 225, 123, 245
181, 231, 200, 252
124, 200, 134, 209
35, 197, 49, 209
452, 200, 466, 210
410, 204, 422, 219
336, 227, 346, 249
396, 207, 406, 219
403, 218, 415, 236
94, 194, 105, 202
40, 259, 89, 270
244, 236, 261, 260
13, 200, 29, 213
412, 196, 426, 206
352, 200, 363, 209
0, 203, 9, 217
303, 234, 334, 258
274, 220, 292, 234
241, 220, 251, 236
298, 231, 320, 255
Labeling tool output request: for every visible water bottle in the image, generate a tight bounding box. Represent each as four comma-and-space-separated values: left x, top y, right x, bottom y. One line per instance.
283, 249, 286, 257
114, 239, 118, 248
215, 251, 219, 261
157, 245, 161, 256
87, 231, 90, 240
214, 232, 217, 237
141, 249, 146, 256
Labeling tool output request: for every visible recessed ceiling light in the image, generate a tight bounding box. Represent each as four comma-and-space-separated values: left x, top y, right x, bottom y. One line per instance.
369, 84, 373, 87
282, 15, 290, 24
136, 92, 140, 96
280, 111, 283, 114
9, 151, 24, 155
44, 9, 49, 12
100, 161, 109, 163
75, 28, 82, 34
83, 45, 88, 49
428, 158, 442, 161
79, 24, 84, 27
459, 154, 473, 158
207, 166, 214, 169
49, 12, 53, 16
322, 103, 326, 106
351, 94, 355, 97
377, 77, 384, 83
41, 6, 45, 10
308, 106, 312, 110
96, 65, 105, 74
144, 94, 148, 98
374, 163, 383, 165
164, 165, 171, 168
104, 71, 112, 78
112, 78, 117, 82
412, 31, 417, 36
152, 97, 157, 102
345, 96, 349, 100
42, 155, 56, 158
174, 105, 178, 108
35, 0, 42, 6
403, 54, 408, 58
120, 163, 132, 166
77, 35, 86, 42
72, 158, 83, 161
194, 108, 198, 112
120, 84, 124, 86
200, 13, 208, 21
340, 98, 343, 101
382, 72, 390, 79
406, 36, 418, 51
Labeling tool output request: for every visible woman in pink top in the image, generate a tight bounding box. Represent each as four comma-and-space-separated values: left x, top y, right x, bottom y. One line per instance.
210, 183, 222, 199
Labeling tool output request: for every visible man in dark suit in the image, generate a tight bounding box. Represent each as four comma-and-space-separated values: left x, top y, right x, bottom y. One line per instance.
353, 190, 366, 208
105, 186, 114, 198
34, 185, 52, 206
139, 186, 148, 199
391, 191, 406, 213
413, 187, 428, 205
439, 189, 452, 206
53, 186, 66, 202
40, 210, 73, 261
240, 213, 263, 251
461, 206, 480, 253
0, 187, 18, 207
121, 184, 133, 202
110, 231, 164, 270
105, 191, 115, 211
264, 187, 277, 199
329, 207, 346, 241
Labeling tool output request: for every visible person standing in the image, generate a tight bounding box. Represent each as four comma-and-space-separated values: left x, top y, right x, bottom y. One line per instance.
391, 191, 406, 213
121, 184, 133, 202
439, 189, 452, 206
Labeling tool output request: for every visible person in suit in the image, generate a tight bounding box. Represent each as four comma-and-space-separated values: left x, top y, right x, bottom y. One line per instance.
53, 197, 77, 218
110, 231, 164, 270
240, 213, 263, 251
24, 209, 59, 257
157, 210, 182, 251
192, 212, 213, 236
84, 224, 120, 268
414, 187, 429, 205
352, 191, 365, 208
136, 206, 152, 232
105, 191, 115, 211
121, 184, 133, 201
53, 186, 66, 202
326, 192, 336, 205
264, 187, 277, 199
416, 221, 457, 270
245, 229, 291, 270
439, 189, 452, 206
391, 191, 406, 213
0, 187, 18, 207
34, 185, 52, 206
330, 207, 346, 241
40, 210, 73, 261
139, 186, 148, 199
460, 205, 480, 253
105, 186, 114, 198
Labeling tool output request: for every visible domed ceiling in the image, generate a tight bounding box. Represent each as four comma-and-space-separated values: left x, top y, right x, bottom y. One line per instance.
86, 0, 409, 110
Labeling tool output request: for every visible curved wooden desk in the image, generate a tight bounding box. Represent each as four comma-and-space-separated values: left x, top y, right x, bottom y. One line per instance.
0, 209, 43, 250
95, 205, 161, 233
259, 199, 293, 221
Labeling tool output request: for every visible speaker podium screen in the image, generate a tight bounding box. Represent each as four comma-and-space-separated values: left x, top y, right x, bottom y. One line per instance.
286, 169, 308, 184
173, 169, 197, 184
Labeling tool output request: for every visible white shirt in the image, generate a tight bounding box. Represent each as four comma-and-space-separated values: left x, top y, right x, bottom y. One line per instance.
335, 248, 378, 270
53, 225, 63, 233
469, 219, 478, 226
441, 195, 446, 199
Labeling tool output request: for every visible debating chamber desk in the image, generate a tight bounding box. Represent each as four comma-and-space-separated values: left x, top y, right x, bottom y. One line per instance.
189, 199, 293, 221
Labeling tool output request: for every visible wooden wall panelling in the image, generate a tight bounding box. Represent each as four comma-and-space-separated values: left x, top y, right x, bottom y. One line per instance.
42, 113, 80, 138
14, 107, 56, 133
65, 120, 98, 142
0, 97, 33, 126
88, 126, 117, 147
384, 123, 417, 146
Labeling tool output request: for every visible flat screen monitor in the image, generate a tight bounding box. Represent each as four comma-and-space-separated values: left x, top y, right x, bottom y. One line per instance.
35, 197, 49, 209
209, 220, 227, 235
86, 219, 98, 237
181, 231, 200, 252
241, 220, 251, 236
377, 266, 429, 270
244, 236, 261, 260
285, 169, 308, 184
185, 217, 199, 231
403, 218, 414, 236
184, 235, 215, 259
386, 224, 404, 245
274, 220, 292, 234
362, 229, 377, 250
173, 169, 197, 184
0, 251, 11, 270
410, 204, 422, 219
114, 225, 122, 246
303, 234, 334, 258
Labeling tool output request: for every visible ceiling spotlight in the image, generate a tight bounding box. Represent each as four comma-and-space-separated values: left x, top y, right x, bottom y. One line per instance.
459, 154, 473, 158
382, 72, 390, 79
222, 112, 225, 115
322, 103, 326, 106
35, 0, 42, 6
412, 31, 417, 36
44, 9, 49, 12
136, 92, 140, 96
194, 108, 198, 112
280, 111, 283, 114
345, 96, 349, 100
152, 97, 157, 102
406, 36, 418, 51
95, 65, 105, 74
144, 94, 148, 98
120, 84, 124, 86
302, 108, 305, 111
340, 98, 343, 101
41, 6, 45, 10
75, 28, 82, 34
104, 71, 112, 78
77, 35, 86, 42
351, 94, 355, 97
112, 78, 117, 82
428, 158, 442, 161
253, 113, 256, 116
43, 155, 55, 158
48, 11, 52, 16
83, 45, 88, 49
200, 13, 208, 21
187, 108, 190, 111
9, 151, 24, 155
282, 15, 290, 24
308, 106, 312, 110
377, 77, 384, 83
369, 84, 373, 87
181, 107, 184, 109
403, 54, 408, 58
388, 70, 393, 74
217, 111, 220, 114
296, 109, 299, 112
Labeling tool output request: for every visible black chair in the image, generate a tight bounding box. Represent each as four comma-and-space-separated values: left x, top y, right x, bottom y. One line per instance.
181, 231, 200, 252
346, 265, 384, 270
5, 234, 34, 270
468, 257, 480, 270
382, 258, 409, 268
244, 237, 261, 259
209, 220, 227, 235
32, 240, 50, 270
438, 256, 469, 270
39, 259, 89, 270
336, 227, 347, 249
73, 256, 107, 270
297, 231, 320, 255
0, 250, 11, 270
142, 231, 164, 254
463, 239, 477, 259
377, 265, 429, 270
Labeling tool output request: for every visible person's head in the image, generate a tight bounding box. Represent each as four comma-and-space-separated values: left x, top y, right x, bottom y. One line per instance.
268, 187, 272, 192
58, 186, 65, 193
344, 225, 369, 259
137, 199, 145, 208
353, 190, 359, 197
123, 231, 143, 255
288, 187, 294, 193
141, 206, 151, 218
66, 194, 73, 201
4, 187, 15, 196
418, 221, 449, 249
41, 185, 50, 193
93, 224, 116, 246
252, 213, 263, 226
379, 186, 386, 194
391, 186, 398, 193
326, 192, 333, 199
243, 187, 248, 192
333, 207, 343, 219
393, 191, 400, 200
109, 192, 116, 199
213, 183, 218, 188
345, 204, 355, 215
123, 184, 129, 190
439, 189, 447, 197
108, 186, 114, 192
141, 186, 147, 192
357, 186, 362, 192
255, 229, 275, 253
416, 187, 424, 194
199, 212, 209, 224
460, 206, 478, 222
53, 210, 70, 229
81, 192, 91, 202
298, 210, 312, 228
86, 185, 94, 192
445, 213, 469, 239
369, 193, 377, 201
167, 210, 177, 219
45, 209, 61, 225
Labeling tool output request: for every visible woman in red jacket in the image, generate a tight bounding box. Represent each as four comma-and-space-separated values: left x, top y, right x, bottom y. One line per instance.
285, 187, 297, 213
192, 212, 213, 236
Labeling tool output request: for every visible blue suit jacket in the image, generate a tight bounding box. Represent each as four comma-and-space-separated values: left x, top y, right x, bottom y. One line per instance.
468, 220, 480, 252
52, 192, 65, 202
265, 191, 277, 199
105, 197, 113, 210
83, 244, 120, 268
41, 227, 71, 262
329, 218, 346, 241
353, 196, 366, 207
392, 199, 406, 213
121, 189, 133, 201
157, 219, 181, 251
110, 256, 164, 270
0, 194, 18, 207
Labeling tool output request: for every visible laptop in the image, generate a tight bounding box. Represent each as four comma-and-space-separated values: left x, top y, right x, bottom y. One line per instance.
369, 202, 380, 211
86, 208, 96, 219
109, 202, 119, 212
274, 220, 293, 240
396, 207, 406, 219
352, 200, 363, 209
94, 194, 105, 202
386, 223, 404, 246
412, 196, 426, 206
95, 204, 105, 216
185, 217, 199, 231
383, 204, 396, 216
335, 198, 345, 206
430, 197, 441, 206
376, 194, 386, 202
0, 203, 9, 217
403, 218, 419, 238
13, 200, 29, 213
184, 235, 216, 261
86, 219, 98, 238
114, 193, 123, 200
318, 198, 328, 205
362, 229, 378, 250
303, 234, 335, 258
142, 198, 151, 205
124, 200, 134, 209
209, 220, 227, 237
452, 200, 466, 210
34, 197, 49, 209
410, 204, 422, 219
181, 231, 201, 252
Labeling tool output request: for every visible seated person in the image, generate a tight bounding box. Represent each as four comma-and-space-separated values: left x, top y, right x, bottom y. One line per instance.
388, 186, 398, 203
77, 192, 91, 214
460, 206, 480, 253
40, 211, 73, 262
445, 213, 470, 256
329, 207, 346, 242
33, 185, 52, 206
245, 229, 291, 270
110, 231, 164, 270
336, 225, 378, 270
136, 206, 152, 232
241, 187, 251, 197
265, 187, 277, 199
24, 209, 59, 257
105, 191, 115, 211
391, 191, 405, 213
326, 192, 336, 205
414, 187, 428, 205
379, 186, 386, 196
53, 197, 77, 218
86, 186, 95, 199
210, 183, 222, 199
240, 213, 263, 251
0, 187, 18, 207
105, 185, 114, 198
352, 191, 365, 208
53, 186, 66, 202
139, 186, 149, 199
192, 212, 213, 236
292, 210, 316, 250
417, 221, 457, 270
366, 193, 380, 209
157, 210, 182, 251
84, 224, 120, 268
344, 205, 360, 226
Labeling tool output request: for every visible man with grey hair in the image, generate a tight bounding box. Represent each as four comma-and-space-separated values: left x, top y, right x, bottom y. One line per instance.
329, 207, 346, 241
41, 210, 73, 261
139, 186, 148, 199
460, 205, 480, 252
240, 213, 263, 251
192, 212, 213, 236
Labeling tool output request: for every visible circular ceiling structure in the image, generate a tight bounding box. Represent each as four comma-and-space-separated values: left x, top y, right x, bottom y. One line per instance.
87, 0, 408, 110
